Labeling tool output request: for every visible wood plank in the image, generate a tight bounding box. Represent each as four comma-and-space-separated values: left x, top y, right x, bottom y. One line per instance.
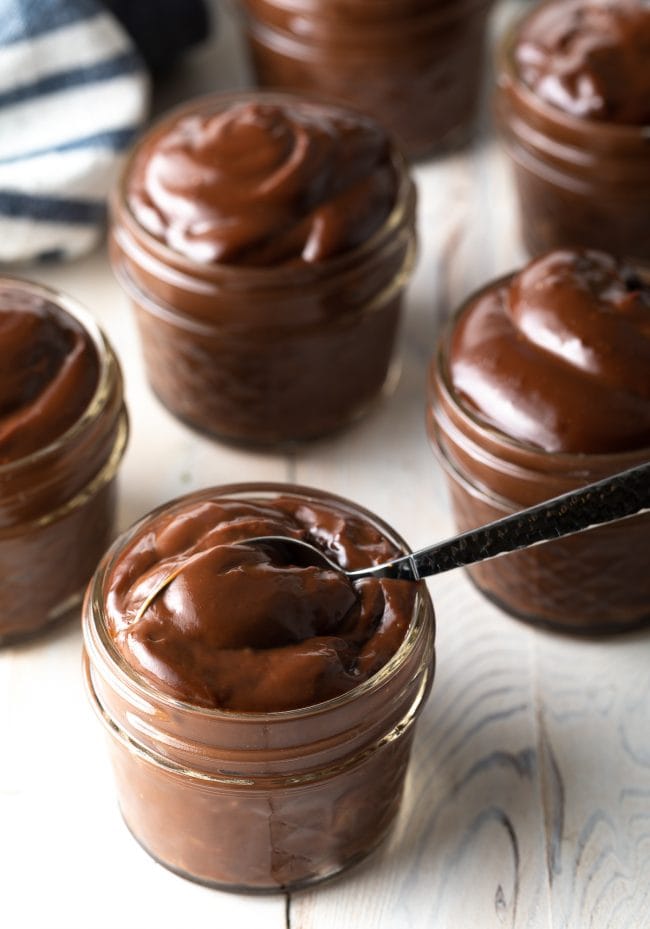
533, 632, 650, 929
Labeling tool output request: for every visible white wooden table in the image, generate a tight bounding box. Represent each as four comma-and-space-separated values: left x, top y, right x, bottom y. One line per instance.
2, 3, 650, 927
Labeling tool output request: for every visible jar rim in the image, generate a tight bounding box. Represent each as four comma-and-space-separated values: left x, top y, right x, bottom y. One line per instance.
497, 7, 650, 141
112, 227, 417, 332
429, 413, 520, 512
0, 275, 117, 476
112, 89, 415, 286
83, 481, 434, 723
240, 0, 494, 37
241, 0, 492, 14
432, 271, 650, 467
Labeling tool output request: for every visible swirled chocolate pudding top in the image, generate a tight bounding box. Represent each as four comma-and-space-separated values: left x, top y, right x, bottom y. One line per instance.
126, 99, 398, 265
448, 249, 650, 453
0, 286, 100, 465
105, 493, 417, 712
514, 0, 650, 124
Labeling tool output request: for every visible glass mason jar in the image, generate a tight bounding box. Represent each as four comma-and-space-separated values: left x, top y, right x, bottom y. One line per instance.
82, 483, 435, 892
110, 91, 417, 448
496, 7, 650, 263
427, 281, 650, 635
0, 279, 128, 644
237, 0, 495, 159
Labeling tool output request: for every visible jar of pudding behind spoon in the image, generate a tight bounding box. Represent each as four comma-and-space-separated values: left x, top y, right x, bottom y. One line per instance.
428, 249, 650, 634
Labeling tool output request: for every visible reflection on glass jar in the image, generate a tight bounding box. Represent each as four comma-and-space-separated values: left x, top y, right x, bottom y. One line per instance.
110, 92, 417, 447
427, 258, 650, 634
238, 0, 495, 158
0, 278, 128, 644
496, 0, 650, 262
82, 483, 435, 892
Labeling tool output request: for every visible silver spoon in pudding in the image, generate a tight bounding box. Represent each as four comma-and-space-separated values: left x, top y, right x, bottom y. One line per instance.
241, 462, 649, 582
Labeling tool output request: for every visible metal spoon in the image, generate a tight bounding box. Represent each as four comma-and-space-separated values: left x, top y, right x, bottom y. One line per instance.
242, 461, 650, 582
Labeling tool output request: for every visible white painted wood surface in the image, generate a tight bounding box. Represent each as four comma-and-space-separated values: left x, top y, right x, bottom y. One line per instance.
2, 2, 650, 927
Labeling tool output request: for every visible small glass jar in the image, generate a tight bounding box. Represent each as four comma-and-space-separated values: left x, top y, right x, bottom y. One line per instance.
110, 91, 417, 448
82, 483, 435, 892
0, 279, 128, 644
427, 280, 650, 635
496, 7, 650, 263
237, 0, 495, 159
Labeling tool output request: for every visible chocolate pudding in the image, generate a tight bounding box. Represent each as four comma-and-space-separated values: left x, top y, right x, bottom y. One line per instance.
428, 250, 650, 633
497, 0, 650, 261
105, 494, 416, 711
450, 250, 650, 454
0, 279, 128, 643
111, 93, 416, 445
0, 292, 99, 463
515, 0, 650, 124
83, 484, 435, 890
238, 0, 495, 159
127, 100, 397, 266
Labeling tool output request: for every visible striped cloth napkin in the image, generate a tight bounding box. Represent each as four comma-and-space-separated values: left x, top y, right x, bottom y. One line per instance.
0, 0, 150, 264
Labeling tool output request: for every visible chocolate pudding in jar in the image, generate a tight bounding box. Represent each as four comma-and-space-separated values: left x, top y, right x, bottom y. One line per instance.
110, 92, 417, 446
428, 249, 650, 633
237, 0, 495, 159
496, 0, 650, 262
82, 483, 435, 892
0, 278, 128, 644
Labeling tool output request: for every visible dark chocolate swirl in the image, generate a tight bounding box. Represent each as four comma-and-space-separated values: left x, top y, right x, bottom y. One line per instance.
106, 494, 416, 712
449, 250, 650, 453
0, 287, 99, 464
127, 100, 398, 266
515, 0, 650, 124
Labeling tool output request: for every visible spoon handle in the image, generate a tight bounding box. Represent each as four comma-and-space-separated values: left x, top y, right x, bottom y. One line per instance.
367, 461, 650, 582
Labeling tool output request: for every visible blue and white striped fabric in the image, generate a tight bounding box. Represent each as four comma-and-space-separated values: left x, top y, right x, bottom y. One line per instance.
0, 0, 149, 263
